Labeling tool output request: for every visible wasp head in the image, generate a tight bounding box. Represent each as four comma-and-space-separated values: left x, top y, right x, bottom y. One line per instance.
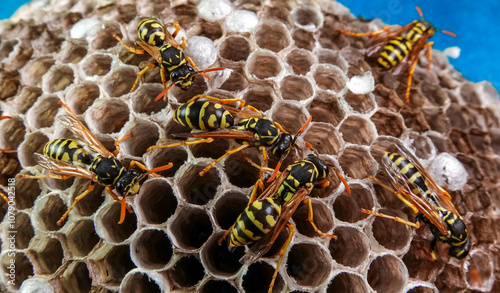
170, 66, 197, 90
271, 133, 293, 159
116, 169, 142, 196
305, 155, 329, 181
449, 234, 472, 259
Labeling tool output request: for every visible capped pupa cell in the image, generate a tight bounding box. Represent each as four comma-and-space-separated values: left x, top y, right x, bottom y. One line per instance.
303, 122, 343, 155
200, 232, 245, 277
286, 242, 331, 287
58, 261, 92, 293
18, 131, 49, 167
66, 219, 100, 257
85, 98, 130, 134
88, 244, 136, 287
26, 236, 64, 275
214, 190, 248, 230
286, 49, 315, 75
247, 51, 283, 79
338, 146, 377, 179
224, 150, 260, 188
292, 198, 334, 237
94, 201, 138, 244
130, 228, 173, 269
370, 109, 405, 138
293, 28, 316, 51
198, 279, 238, 293
327, 272, 369, 293
312, 64, 347, 92
25, 96, 60, 129
339, 115, 376, 145
280, 75, 314, 101
134, 179, 177, 225
102, 66, 138, 98
176, 163, 221, 205
41, 64, 74, 93
367, 254, 408, 293
120, 270, 165, 293
329, 226, 369, 268
243, 261, 285, 293
12, 212, 35, 250
465, 249, 493, 291
0, 252, 33, 291
64, 81, 100, 115
219, 35, 251, 62
255, 21, 292, 53
169, 205, 212, 250
20, 56, 55, 87
130, 83, 169, 114
369, 208, 413, 251
168, 254, 206, 288
333, 183, 374, 223
79, 53, 113, 77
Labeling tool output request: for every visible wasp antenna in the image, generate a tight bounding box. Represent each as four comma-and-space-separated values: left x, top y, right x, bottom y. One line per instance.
415, 6, 424, 18
154, 82, 177, 101
439, 29, 457, 38
0, 116, 12, 120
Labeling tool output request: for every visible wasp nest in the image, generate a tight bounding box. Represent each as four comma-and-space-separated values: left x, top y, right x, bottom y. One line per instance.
0, 0, 499, 292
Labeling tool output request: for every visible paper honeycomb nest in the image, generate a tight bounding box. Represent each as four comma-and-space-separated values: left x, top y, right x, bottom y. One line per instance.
0, 0, 499, 292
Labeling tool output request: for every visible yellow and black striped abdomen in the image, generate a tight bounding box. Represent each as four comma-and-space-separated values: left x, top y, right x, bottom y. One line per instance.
237, 118, 280, 147
377, 37, 413, 70
137, 18, 165, 47
228, 198, 282, 248
174, 101, 234, 131
43, 139, 92, 165
385, 152, 429, 198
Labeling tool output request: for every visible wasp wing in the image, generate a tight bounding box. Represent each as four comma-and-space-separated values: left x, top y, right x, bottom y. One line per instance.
136, 41, 162, 64
222, 105, 263, 120
35, 154, 97, 181
365, 21, 417, 58
172, 129, 256, 141
57, 114, 114, 158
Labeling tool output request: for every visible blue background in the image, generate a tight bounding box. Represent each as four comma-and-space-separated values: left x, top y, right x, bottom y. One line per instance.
337, 0, 500, 93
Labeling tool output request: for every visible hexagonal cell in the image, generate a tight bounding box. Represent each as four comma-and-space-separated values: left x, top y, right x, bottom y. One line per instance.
224, 150, 260, 188
367, 254, 408, 293
0, 39, 18, 59
198, 279, 238, 293
200, 232, 245, 277
130, 83, 169, 114
270, 101, 308, 134
293, 28, 315, 51
177, 163, 221, 205
26, 237, 64, 275
58, 261, 92, 293
280, 75, 314, 101
0, 70, 20, 100
13, 212, 34, 250
120, 270, 164, 293
20, 56, 55, 87
292, 199, 333, 237
312, 64, 347, 91
303, 123, 343, 155
329, 226, 369, 268
0, 252, 33, 291
18, 131, 49, 168
345, 92, 375, 114
145, 146, 188, 178
292, 5, 323, 30
460, 83, 482, 105
25, 96, 60, 129
339, 115, 376, 146
286, 242, 331, 287
134, 179, 177, 225
406, 285, 438, 293
168, 255, 205, 288
88, 21, 122, 50
327, 272, 369, 293
58, 39, 88, 64
34, 194, 68, 232
465, 250, 493, 291
243, 261, 285, 293
242, 85, 275, 112
80, 53, 113, 77
11, 86, 42, 114
370, 208, 413, 251
284, 51, 317, 81
307, 92, 346, 126
66, 219, 100, 257
170, 206, 212, 250
255, 21, 291, 53
41, 64, 74, 93
338, 146, 377, 179
214, 191, 248, 230
87, 244, 136, 287
13, 177, 41, 210
218, 64, 249, 92
371, 109, 406, 138
119, 121, 159, 157
131, 229, 173, 269
102, 66, 137, 98
85, 98, 130, 134
247, 51, 282, 79
94, 201, 138, 244
67, 180, 105, 219
65, 82, 100, 115
261, 5, 294, 28
422, 106, 450, 134
317, 48, 349, 72
333, 184, 374, 223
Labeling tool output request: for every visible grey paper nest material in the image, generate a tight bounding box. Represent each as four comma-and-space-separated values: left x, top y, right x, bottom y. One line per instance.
0, 0, 499, 292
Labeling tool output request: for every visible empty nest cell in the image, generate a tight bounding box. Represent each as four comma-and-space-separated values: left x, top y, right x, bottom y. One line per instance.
169, 206, 212, 250
247, 51, 282, 79
176, 163, 221, 205
286, 242, 331, 287
333, 183, 374, 223
64, 82, 100, 115
131, 228, 173, 270
329, 226, 369, 268
94, 201, 138, 244
286, 49, 315, 75
168, 254, 205, 288
255, 21, 291, 53
134, 179, 177, 225
242, 261, 285, 293
280, 75, 314, 101
327, 272, 369, 293
200, 232, 245, 278
367, 254, 408, 293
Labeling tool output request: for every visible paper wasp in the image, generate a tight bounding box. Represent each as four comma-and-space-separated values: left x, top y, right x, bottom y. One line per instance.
219, 151, 350, 292
341, 6, 456, 102
18, 102, 172, 225
113, 18, 225, 101
364, 144, 472, 259
148, 94, 308, 180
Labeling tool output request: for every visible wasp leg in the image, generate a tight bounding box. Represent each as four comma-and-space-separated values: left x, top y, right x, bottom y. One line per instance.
367, 175, 417, 212
428, 237, 438, 261
258, 146, 268, 183
18, 173, 73, 180
268, 223, 296, 293
113, 134, 133, 156
340, 24, 401, 38
171, 21, 182, 38
0, 148, 12, 152
147, 138, 215, 153
239, 153, 278, 177
127, 160, 173, 177
361, 208, 421, 229
105, 186, 133, 224
218, 224, 234, 246
425, 41, 434, 71
405, 41, 433, 103
199, 143, 250, 176
330, 166, 350, 195
185, 56, 211, 79
113, 34, 146, 55
0, 192, 9, 203
186, 94, 247, 109
57, 183, 96, 225
154, 80, 177, 102
130, 63, 157, 93
304, 197, 337, 240
248, 178, 265, 205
